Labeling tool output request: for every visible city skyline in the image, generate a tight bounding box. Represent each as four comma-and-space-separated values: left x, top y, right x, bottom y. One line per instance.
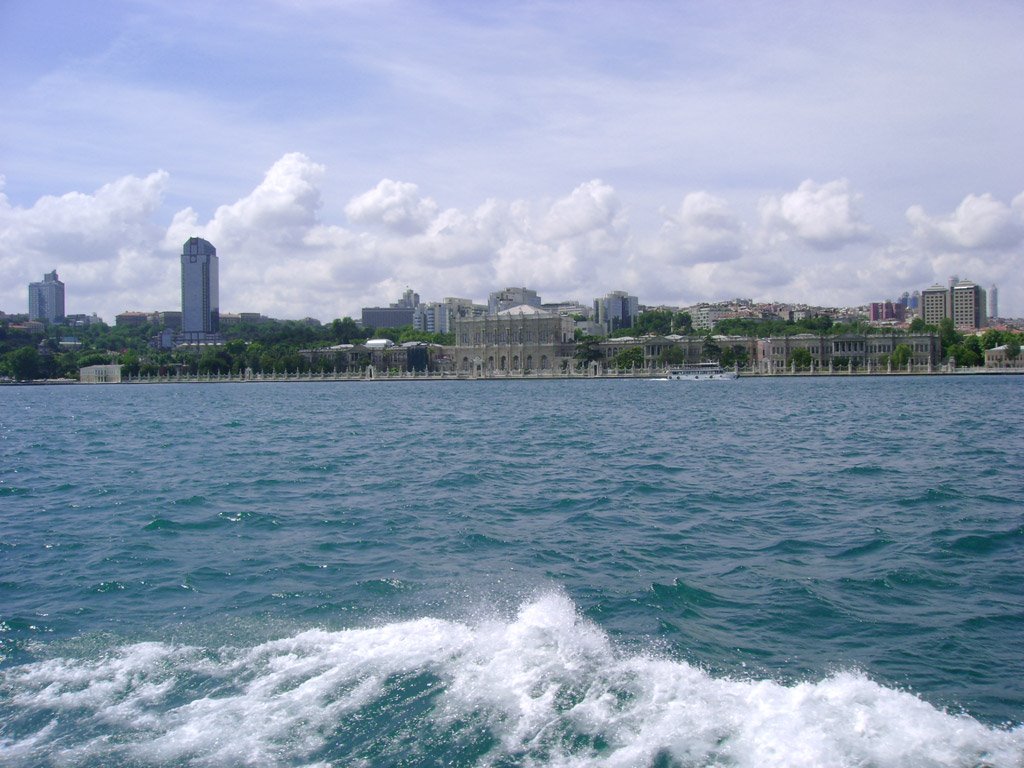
2, 2, 1023, 322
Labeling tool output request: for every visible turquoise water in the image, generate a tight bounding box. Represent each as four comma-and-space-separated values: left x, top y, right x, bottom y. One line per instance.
1, 377, 1022, 766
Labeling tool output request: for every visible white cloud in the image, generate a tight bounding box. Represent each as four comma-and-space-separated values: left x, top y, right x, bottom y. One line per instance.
3, 156, 1023, 323
656, 192, 744, 265
538, 180, 622, 241
0, 171, 172, 317
758, 179, 872, 250
344, 179, 439, 235
1, 171, 167, 259
906, 192, 1024, 250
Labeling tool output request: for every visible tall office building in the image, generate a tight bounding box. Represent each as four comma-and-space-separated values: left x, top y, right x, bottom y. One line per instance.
919, 279, 987, 330
920, 284, 949, 326
989, 285, 998, 320
28, 270, 65, 323
180, 237, 219, 335
949, 280, 986, 330
594, 290, 639, 333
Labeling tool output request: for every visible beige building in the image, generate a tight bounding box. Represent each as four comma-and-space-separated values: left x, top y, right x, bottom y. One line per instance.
920, 284, 949, 326
919, 280, 987, 330
79, 364, 123, 383
450, 305, 575, 373
757, 333, 940, 371
984, 344, 1023, 369
950, 280, 987, 330
595, 334, 756, 370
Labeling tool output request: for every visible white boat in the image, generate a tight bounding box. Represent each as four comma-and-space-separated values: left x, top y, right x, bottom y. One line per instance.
666, 362, 737, 380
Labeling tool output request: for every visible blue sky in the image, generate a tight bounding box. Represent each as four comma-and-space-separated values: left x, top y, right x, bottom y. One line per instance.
2, 0, 1022, 322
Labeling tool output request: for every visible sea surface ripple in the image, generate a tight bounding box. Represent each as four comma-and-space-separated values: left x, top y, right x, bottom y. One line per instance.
1, 377, 1022, 766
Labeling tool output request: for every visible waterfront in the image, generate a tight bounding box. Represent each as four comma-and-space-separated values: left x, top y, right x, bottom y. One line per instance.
1, 377, 1022, 766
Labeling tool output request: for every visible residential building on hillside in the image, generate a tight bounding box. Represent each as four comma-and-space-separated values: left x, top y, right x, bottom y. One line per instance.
153, 310, 183, 329
64, 313, 100, 327
488, 287, 541, 314
412, 297, 485, 333
869, 301, 905, 323
542, 300, 592, 318
217, 312, 263, 328
450, 304, 575, 373
115, 311, 151, 327
690, 304, 732, 330
413, 303, 445, 333
28, 270, 65, 323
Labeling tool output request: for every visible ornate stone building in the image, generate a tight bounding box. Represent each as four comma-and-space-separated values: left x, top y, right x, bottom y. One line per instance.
756, 332, 941, 371
450, 305, 576, 373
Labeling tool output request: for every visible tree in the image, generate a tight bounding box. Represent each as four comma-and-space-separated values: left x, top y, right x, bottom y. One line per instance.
574, 336, 604, 365
963, 335, 983, 362
632, 309, 673, 336
5, 347, 41, 381
947, 342, 982, 367
330, 317, 361, 343
981, 328, 1004, 350
612, 346, 644, 369
1007, 337, 1021, 361
798, 315, 833, 333
908, 316, 930, 333
120, 350, 141, 377
939, 317, 961, 355
673, 312, 693, 335
790, 348, 812, 370
720, 344, 749, 368
891, 344, 912, 368
701, 335, 721, 362
658, 346, 687, 365
198, 347, 232, 374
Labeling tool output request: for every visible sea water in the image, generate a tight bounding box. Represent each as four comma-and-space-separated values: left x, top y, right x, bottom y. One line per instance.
1, 377, 1021, 767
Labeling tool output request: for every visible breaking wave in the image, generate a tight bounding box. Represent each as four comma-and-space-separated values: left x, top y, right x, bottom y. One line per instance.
2, 593, 1021, 767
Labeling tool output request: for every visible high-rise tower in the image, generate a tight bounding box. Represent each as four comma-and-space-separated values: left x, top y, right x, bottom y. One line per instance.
180, 237, 219, 336
28, 270, 65, 323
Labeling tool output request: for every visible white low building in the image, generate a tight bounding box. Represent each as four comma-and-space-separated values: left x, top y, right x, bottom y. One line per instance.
79, 364, 123, 383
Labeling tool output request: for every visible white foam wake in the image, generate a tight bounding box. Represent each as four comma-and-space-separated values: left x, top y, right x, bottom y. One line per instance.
2, 593, 1021, 767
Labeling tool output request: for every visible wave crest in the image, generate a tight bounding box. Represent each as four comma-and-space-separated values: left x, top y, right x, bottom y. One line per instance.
2, 593, 1020, 767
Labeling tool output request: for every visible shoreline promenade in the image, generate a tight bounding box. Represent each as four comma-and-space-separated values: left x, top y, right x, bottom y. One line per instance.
7, 366, 1022, 386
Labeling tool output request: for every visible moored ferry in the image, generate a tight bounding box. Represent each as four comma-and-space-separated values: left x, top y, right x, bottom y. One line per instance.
666, 362, 738, 380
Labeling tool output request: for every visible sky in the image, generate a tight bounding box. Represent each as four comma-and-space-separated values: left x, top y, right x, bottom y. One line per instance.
2, 0, 1023, 323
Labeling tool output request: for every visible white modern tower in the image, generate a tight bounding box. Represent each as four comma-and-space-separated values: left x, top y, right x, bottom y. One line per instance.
180, 237, 219, 335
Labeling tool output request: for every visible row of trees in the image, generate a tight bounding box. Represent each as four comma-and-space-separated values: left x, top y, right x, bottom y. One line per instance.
2, 310, 1021, 380
0, 317, 453, 381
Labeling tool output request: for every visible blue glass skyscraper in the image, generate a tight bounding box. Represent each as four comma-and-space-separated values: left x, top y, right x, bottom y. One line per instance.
180, 237, 219, 336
